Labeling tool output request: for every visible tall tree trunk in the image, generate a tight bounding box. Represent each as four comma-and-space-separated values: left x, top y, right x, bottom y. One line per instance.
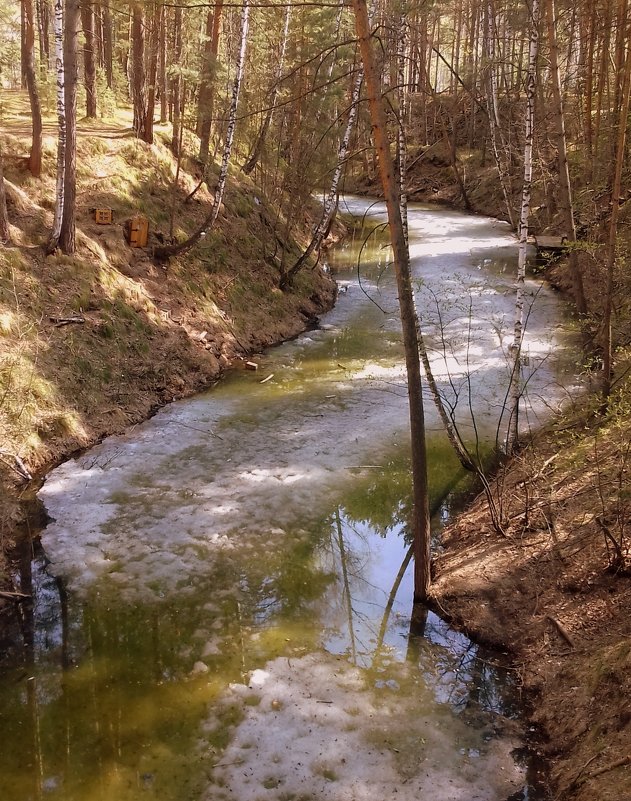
544, 0, 587, 315
508, 0, 540, 453
0, 145, 11, 244
154, 0, 250, 261
47, 0, 66, 253
143, 0, 160, 144
158, 3, 167, 122
603, 1, 631, 400
37, 0, 51, 69
80, 0, 97, 117
59, 0, 79, 254
242, 4, 291, 176
131, 2, 147, 139
171, 6, 183, 155
22, 0, 43, 177
198, 0, 223, 162
281, 66, 363, 288
102, 0, 113, 89
351, 0, 431, 602
484, 0, 514, 227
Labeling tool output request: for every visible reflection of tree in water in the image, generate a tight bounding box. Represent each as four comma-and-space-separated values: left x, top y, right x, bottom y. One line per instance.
323, 504, 520, 718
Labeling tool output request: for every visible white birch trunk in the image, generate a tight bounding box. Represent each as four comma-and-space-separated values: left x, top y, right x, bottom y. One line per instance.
282, 66, 363, 287
507, 0, 539, 453
396, 17, 409, 243
242, 5, 291, 175
47, 0, 65, 251
207, 0, 249, 229
154, 0, 249, 261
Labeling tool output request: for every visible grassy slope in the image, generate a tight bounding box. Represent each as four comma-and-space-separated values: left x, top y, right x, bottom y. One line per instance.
0, 91, 336, 541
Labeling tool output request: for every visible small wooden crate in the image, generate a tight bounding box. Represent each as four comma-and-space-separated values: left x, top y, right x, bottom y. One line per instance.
128, 214, 149, 248
95, 208, 113, 224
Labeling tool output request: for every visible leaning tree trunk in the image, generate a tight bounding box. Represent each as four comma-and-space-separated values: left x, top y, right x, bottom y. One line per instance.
280, 66, 363, 289
351, 0, 432, 602
47, 0, 66, 253
507, 0, 540, 454
22, 0, 43, 177
242, 4, 291, 176
154, 0, 250, 261
80, 0, 97, 117
545, 0, 587, 315
59, 0, 79, 254
0, 145, 11, 244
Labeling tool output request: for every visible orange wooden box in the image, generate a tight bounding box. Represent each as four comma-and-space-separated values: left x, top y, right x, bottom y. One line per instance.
128, 215, 149, 248
95, 208, 113, 224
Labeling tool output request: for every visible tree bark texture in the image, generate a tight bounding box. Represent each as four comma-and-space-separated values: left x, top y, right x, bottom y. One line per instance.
22, 0, 43, 177
59, 0, 79, 254
131, 2, 147, 140
154, 0, 250, 261
508, 0, 539, 453
351, 0, 432, 602
47, 0, 66, 253
80, 0, 97, 117
198, 0, 223, 162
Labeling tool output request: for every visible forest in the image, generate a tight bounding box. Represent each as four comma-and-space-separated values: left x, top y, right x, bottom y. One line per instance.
1, 1, 631, 800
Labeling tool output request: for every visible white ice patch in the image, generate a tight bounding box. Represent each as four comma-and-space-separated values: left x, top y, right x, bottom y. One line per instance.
207, 653, 526, 801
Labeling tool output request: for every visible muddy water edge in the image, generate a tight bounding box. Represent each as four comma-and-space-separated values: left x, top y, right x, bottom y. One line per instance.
0, 197, 579, 801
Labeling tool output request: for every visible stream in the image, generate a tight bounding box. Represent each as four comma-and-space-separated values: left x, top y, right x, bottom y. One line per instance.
0, 197, 579, 801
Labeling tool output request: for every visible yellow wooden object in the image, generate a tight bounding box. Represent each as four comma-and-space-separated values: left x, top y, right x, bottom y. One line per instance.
95, 208, 112, 224
129, 214, 149, 248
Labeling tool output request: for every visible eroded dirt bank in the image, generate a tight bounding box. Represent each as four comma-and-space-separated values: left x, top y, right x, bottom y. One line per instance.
431, 412, 631, 801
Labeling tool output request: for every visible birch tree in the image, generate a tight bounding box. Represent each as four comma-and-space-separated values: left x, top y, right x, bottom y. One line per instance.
154, 0, 250, 261
507, 0, 540, 454
280, 66, 363, 290
46, 0, 66, 253
351, 0, 432, 602
242, 4, 291, 176
58, 0, 79, 254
